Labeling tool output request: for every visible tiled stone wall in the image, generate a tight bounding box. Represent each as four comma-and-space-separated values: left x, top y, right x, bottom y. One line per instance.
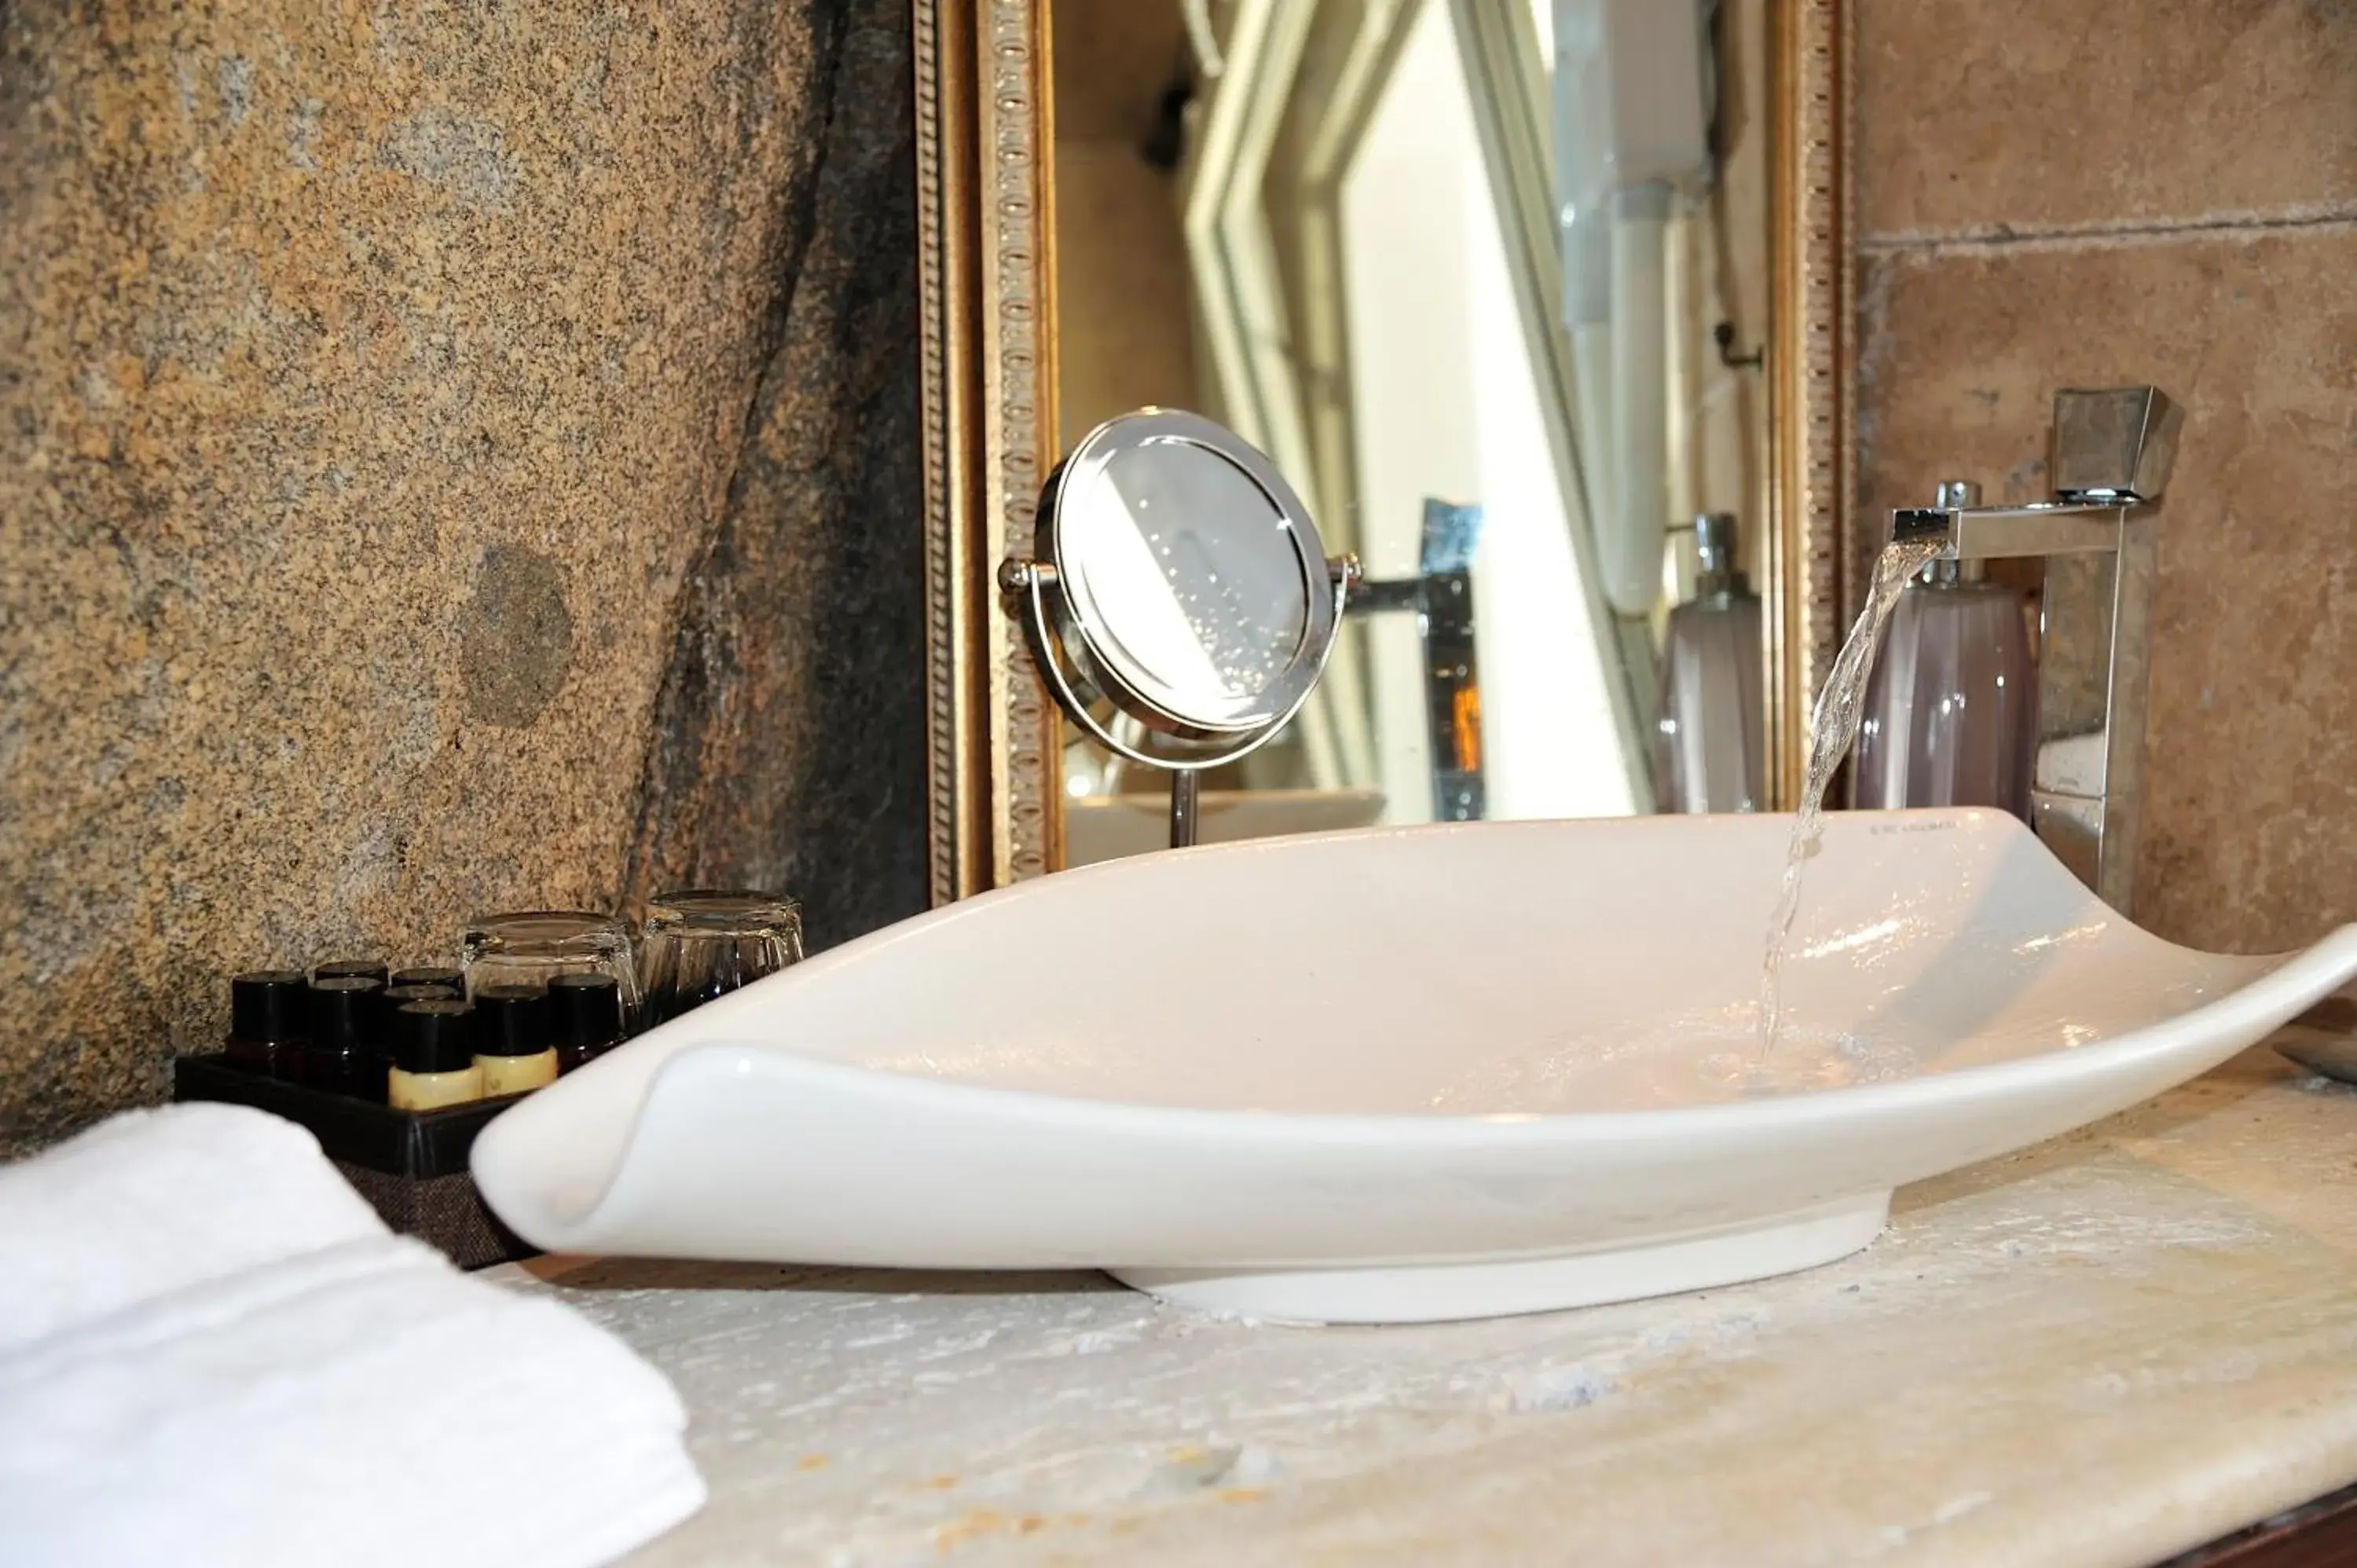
1853, 0, 2357, 950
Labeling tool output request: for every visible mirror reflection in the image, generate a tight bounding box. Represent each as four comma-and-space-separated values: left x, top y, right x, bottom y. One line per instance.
1068, 437, 1313, 720
1050, 0, 1772, 864
1021, 410, 1351, 862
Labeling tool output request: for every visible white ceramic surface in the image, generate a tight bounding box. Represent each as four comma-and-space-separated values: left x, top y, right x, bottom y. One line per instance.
471, 808, 2357, 1324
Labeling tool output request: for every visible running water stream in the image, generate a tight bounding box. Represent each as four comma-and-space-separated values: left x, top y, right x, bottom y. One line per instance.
1757, 538, 1947, 1051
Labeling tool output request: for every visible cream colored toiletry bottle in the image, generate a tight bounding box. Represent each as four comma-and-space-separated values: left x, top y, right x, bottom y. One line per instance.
471, 984, 559, 1097
386, 999, 482, 1111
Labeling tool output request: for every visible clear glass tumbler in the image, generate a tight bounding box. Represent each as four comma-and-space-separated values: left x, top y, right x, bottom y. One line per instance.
460, 910, 642, 1024
638, 890, 804, 1027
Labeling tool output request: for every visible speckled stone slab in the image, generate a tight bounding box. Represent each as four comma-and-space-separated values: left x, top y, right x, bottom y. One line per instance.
495, 1049, 2357, 1566
0, 0, 925, 1151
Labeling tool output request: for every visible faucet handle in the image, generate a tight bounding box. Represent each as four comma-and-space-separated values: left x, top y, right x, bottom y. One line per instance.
2052, 387, 2182, 504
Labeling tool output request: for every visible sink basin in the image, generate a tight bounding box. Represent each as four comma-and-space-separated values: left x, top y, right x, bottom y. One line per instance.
471, 808, 2357, 1324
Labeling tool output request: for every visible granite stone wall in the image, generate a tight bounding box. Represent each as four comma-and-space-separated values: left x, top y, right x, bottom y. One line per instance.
1852, 0, 2357, 951
0, 0, 926, 1151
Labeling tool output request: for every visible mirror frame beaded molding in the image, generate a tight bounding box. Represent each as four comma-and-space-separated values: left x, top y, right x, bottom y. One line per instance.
913, 0, 1853, 901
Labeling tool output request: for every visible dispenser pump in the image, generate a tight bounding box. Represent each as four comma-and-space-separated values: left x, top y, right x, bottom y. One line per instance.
1692, 511, 1744, 596
1923, 482, 1982, 584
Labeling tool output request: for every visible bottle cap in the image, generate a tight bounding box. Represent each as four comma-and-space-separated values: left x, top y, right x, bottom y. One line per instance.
379, 982, 459, 1006
306, 976, 381, 1054
313, 957, 390, 985
472, 985, 552, 1057
230, 971, 310, 1043
389, 1001, 475, 1075
548, 972, 625, 1050
376, 984, 460, 1056
388, 965, 464, 991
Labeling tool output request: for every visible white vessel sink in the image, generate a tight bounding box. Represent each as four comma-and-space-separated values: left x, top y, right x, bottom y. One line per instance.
471, 809, 2357, 1324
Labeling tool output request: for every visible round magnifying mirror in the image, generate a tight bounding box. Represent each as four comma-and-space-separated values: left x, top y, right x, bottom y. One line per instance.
1002, 408, 1354, 844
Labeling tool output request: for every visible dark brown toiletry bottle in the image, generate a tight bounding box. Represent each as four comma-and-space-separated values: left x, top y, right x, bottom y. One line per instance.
388, 965, 464, 992
228, 971, 310, 1078
548, 972, 625, 1073
304, 976, 384, 1100
313, 957, 390, 985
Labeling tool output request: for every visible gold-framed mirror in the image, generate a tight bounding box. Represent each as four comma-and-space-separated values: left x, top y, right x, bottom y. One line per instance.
917, 0, 1849, 898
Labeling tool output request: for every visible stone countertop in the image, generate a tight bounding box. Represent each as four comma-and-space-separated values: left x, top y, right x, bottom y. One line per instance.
493, 1048, 2357, 1567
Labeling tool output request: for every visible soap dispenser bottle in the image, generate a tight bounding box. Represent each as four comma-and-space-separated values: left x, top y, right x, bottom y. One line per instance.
1655, 511, 1764, 813
1853, 481, 2038, 818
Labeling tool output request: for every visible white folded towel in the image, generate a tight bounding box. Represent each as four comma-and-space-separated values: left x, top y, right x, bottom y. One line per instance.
0, 1105, 705, 1568
0, 1103, 385, 1353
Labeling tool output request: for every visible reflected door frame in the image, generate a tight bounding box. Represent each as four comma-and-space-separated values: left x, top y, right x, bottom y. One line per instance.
1179, 0, 1656, 814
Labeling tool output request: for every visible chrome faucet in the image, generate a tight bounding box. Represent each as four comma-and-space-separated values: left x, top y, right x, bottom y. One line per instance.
1889, 387, 2183, 914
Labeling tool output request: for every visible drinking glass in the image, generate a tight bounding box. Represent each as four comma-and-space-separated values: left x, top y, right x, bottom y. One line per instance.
637, 890, 803, 1026
460, 910, 642, 1024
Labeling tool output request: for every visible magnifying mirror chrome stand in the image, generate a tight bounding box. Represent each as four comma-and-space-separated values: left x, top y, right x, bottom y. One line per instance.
999, 408, 1358, 850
